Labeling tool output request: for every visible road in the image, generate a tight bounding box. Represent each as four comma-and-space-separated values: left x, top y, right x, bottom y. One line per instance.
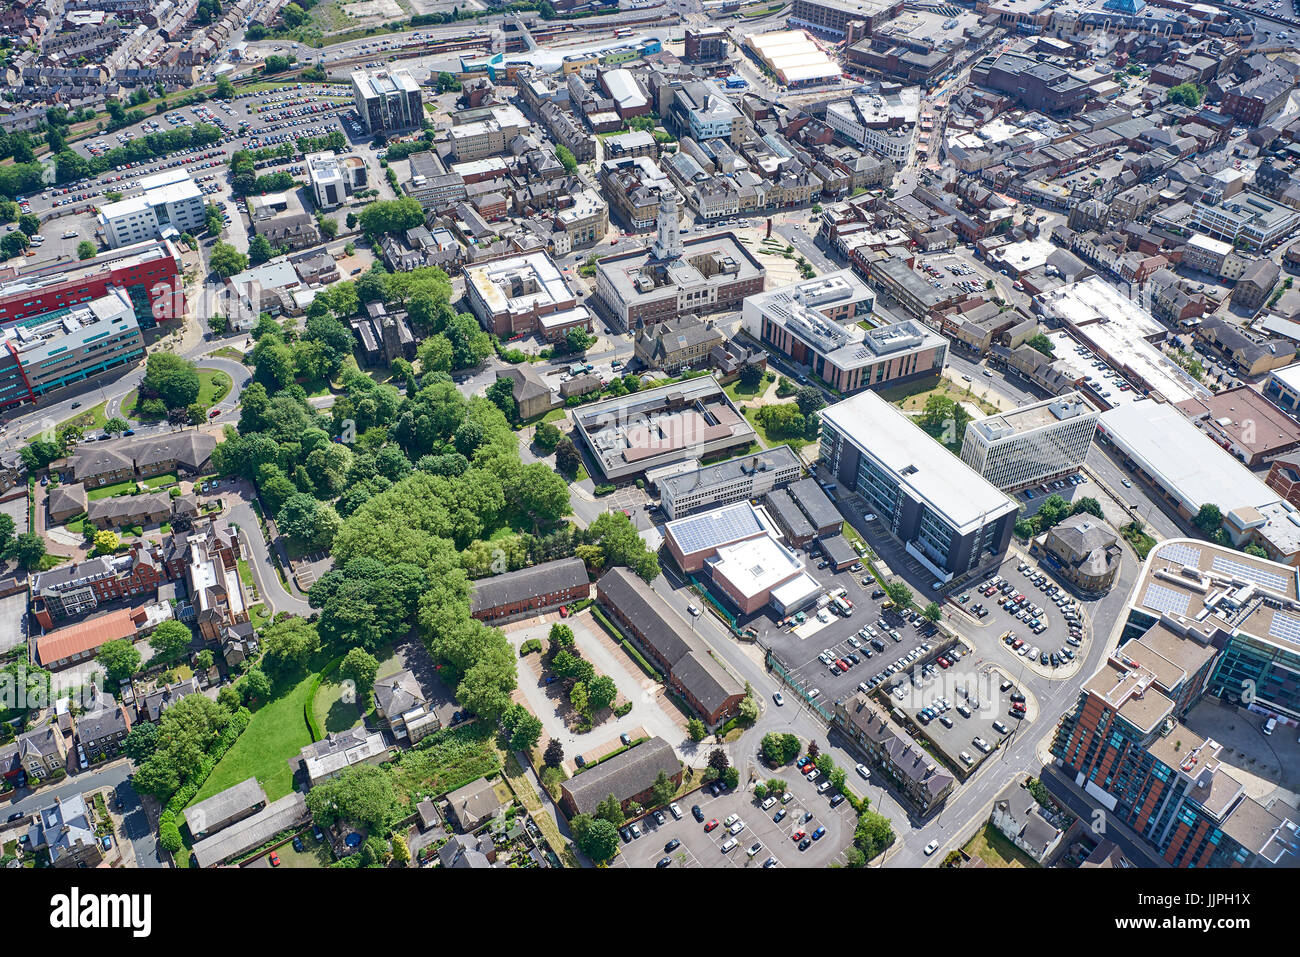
6, 760, 163, 868
228, 493, 313, 617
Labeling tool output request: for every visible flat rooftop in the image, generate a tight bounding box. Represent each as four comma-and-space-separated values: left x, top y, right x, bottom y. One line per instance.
1176, 387, 1300, 459
596, 232, 764, 308
1098, 400, 1280, 517
1042, 279, 1209, 406
666, 500, 771, 556
821, 390, 1018, 533
970, 392, 1098, 442
658, 445, 802, 500
573, 376, 758, 477
707, 533, 805, 598
1130, 538, 1300, 658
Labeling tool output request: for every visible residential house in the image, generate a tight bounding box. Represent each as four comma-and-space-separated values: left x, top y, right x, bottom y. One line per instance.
16, 724, 67, 781
445, 776, 505, 832
469, 556, 590, 623
290, 727, 393, 787
75, 688, 132, 763
373, 669, 441, 744
559, 737, 683, 817
833, 692, 955, 813
494, 366, 556, 421
990, 778, 1065, 864
141, 676, 201, 723
633, 313, 725, 374
27, 795, 102, 868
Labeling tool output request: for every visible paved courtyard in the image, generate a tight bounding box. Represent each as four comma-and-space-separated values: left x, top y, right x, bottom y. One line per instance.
501, 610, 693, 769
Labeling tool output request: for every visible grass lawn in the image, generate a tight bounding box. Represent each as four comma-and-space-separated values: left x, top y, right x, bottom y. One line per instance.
197, 369, 232, 408
312, 672, 363, 735
65, 515, 87, 535
877, 375, 999, 417
962, 823, 1041, 868
57, 401, 110, 434
38, 554, 67, 571
211, 346, 246, 361
140, 472, 177, 489
250, 603, 271, 624
86, 480, 137, 501
237, 559, 255, 589
274, 831, 334, 868
741, 405, 811, 452
724, 374, 771, 403
122, 390, 162, 420
191, 669, 318, 804
542, 408, 568, 424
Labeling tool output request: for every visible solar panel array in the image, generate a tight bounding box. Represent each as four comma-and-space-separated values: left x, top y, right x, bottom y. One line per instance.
1158, 542, 1202, 568
1142, 583, 1190, 618
1268, 613, 1300, 649
1212, 555, 1290, 594
669, 503, 763, 555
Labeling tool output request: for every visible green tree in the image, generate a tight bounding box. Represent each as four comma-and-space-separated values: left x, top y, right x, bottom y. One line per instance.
0, 513, 13, 556
508, 710, 543, 752
77, 240, 97, 260
241, 668, 272, 704
260, 615, 321, 676
149, 620, 194, 663
141, 352, 200, 410
555, 144, 577, 174
884, 581, 913, 610
97, 639, 142, 685
1168, 82, 1204, 108
1070, 497, 1103, 519
281, 1, 307, 26
795, 385, 825, 416
1194, 503, 1223, 535
571, 814, 620, 863
588, 674, 618, 713
854, 809, 896, 859
104, 417, 130, 436
533, 420, 562, 453
738, 694, 759, 722
93, 529, 120, 555
651, 769, 676, 806
544, 738, 564, 767
215, 74, 236, 100
209, 241, 248, 278
340, 647, 380, 700
1244, 543, 1269, 558
123, 721, 161, 763
923, 602, 942, 623
1025, 333, 1055, 358
9, 532, 45, 571
555, 438, 583, 477
687, 718, 707, 742
305, 764, 402, 835
594, 793, 625, 826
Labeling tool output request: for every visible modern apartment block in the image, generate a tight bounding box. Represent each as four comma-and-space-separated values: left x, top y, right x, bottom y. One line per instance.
307, 151, 367, 209
0, 287, 144, 410
96, 170, 206, 249
658, 445, 803, 519
1051, 539, 1300, 868
351, 68, 423, 134
960, 393, 1099, 492
819, 390, 1018, 582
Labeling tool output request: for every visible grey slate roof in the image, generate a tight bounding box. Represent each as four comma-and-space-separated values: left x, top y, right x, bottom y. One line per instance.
469, 556, 589, 615
191, 792, 308, 868
561, 737, 681, 815
184, 777, 267, 837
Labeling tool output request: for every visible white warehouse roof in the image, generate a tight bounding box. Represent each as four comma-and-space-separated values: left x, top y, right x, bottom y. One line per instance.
1098, 400, 1280, 518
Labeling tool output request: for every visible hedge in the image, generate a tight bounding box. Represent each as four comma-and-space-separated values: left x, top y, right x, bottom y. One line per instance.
304, 656, 344, 742
590, 607, 660, 682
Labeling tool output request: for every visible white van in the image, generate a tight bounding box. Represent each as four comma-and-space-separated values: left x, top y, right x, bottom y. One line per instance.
760, 795, 777, 810
720, 838, 738, 853
1263, 717, 1277, 736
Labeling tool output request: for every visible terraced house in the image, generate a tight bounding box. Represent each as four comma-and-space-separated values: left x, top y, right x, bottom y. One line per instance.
834, 692, 955, 812
62, 431, 217, 489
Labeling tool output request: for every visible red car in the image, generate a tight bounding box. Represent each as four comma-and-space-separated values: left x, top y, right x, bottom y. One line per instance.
835, 659, 850, 672
704, 819, 720, 832
559, 605, 569, 618
268, 851, 280, 866
937, 657, 950, 669
791, 830, 806, 842
208, 408, 221, 418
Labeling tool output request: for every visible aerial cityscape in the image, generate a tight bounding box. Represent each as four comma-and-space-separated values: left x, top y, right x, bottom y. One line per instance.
1, 0, 1299, 888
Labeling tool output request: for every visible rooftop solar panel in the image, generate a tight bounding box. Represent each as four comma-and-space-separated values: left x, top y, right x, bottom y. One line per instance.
668, 503, 764, 554
1268, 612, 1300, 649
1211, 555, 1290, 594
1158, 542, 1202, 568
1142, 583, 1190, 618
